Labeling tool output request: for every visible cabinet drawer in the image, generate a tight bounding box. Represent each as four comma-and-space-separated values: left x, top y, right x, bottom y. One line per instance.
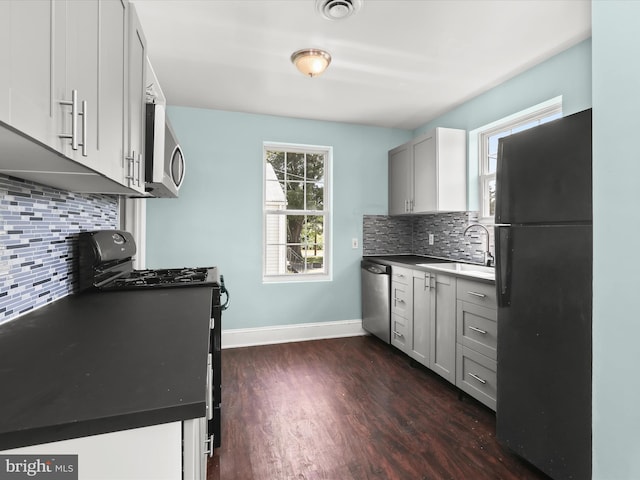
456, 301, 497, 360
391, 282, 410, 316
391, 266, 412, 285
456, 345, 497, 411
391, 313, 409, 350
456, 278, 497, 308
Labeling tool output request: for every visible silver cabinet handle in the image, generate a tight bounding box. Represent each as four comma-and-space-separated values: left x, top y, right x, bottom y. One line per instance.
468, 372, 486, 384
135, 152, 142, 187
468, 326, 487, 335
392, 330, 404, 338
204, 434, 215, 457
59, 89, 79, 150
80, 100, 87, 156
125, 151, 136, 185
467, 291, 487, 298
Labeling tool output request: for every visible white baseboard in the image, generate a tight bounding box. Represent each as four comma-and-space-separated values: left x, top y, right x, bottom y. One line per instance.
221, 319, 367, 349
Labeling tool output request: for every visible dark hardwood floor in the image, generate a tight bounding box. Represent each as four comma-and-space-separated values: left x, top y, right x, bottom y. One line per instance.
207, 335, 549, 480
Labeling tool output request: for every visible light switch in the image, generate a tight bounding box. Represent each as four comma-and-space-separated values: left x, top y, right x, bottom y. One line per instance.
428, 234, 434, 245
352, 238, 359, 249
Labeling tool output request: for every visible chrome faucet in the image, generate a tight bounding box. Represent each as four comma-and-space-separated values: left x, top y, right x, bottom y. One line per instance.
463, 224, 495, 267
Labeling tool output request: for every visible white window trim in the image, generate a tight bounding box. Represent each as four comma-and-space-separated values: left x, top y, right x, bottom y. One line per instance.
470, 96, 563, 223
262, 142, 333, 284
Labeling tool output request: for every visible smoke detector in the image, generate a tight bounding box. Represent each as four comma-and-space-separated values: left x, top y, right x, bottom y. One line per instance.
316, 0, 362, 20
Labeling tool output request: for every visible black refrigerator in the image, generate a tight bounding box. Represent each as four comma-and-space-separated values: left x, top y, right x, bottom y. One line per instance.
495, 108, 592, 480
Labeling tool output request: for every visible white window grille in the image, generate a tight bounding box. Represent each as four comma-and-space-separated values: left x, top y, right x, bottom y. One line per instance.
263, 143, 331, 282
476, 98, 563, 220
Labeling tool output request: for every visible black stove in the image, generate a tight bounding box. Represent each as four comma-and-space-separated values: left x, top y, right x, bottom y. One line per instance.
76, 229, 227, 451
103, 267, 219, 289
77, 230, 223, 292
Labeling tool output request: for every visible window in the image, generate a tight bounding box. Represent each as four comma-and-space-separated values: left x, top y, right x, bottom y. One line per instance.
263, 143, 331, 282
477, 99, 563, 220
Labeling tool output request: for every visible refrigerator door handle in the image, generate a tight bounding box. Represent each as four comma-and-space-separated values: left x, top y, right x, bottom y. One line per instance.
496, 226, 511, 307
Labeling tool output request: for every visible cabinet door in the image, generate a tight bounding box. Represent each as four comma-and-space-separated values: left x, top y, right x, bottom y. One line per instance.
125, 4, 147, 193
413, 133, 437, 213
456, 300, 497, 360
9, 0, 57, 146
391, 313, 410, 353
434, 128, 467, 211
411, 271, 431, 366
388, 143, 411, 215
430, 274, 456, 382
58, 0, 100, 163
98, 0, 127, 182
0, 1, 10, 122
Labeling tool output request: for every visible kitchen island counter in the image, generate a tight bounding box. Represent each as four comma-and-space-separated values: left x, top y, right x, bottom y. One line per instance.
0, 287, 212, 450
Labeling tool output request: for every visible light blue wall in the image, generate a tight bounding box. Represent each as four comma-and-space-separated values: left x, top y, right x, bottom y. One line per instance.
145, 108, 411, 329
413, 39, 592, 137
592, 2, 640, 478
413, 39, 592, 211
146, 40, 592, 332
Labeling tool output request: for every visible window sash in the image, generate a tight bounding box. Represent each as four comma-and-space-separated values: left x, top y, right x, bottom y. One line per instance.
478, 102, 562, 220
263, 143, 331, 282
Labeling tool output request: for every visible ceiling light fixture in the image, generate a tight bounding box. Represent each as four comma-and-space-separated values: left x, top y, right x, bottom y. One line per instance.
291, 49, 332, 78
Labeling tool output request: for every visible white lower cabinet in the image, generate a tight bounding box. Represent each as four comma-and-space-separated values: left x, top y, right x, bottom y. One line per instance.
391, 266, 413, 353
455, 279, 498, 410
1, 422, 183, 480
430, 273, 456, 382
183, 417, 208, 480
389, 265, 497, 411
392, 267, 456, 383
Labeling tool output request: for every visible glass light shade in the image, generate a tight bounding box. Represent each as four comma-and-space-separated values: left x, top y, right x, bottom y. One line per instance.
291, 49, 332, 77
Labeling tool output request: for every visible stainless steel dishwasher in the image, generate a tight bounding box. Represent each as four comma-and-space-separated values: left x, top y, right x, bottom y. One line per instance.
361, 259, 391, 343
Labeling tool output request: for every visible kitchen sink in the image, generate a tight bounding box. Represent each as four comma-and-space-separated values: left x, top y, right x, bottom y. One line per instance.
416, 262, 495, 280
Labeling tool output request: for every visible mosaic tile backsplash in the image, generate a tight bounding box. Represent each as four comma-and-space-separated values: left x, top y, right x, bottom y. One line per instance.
0, 175, 119, 324
363, 212, 495, 264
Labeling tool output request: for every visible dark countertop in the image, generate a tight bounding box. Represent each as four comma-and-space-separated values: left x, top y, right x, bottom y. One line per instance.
363, 255, 452, 266
0, 287, 212, 450
363, 255, 495, 284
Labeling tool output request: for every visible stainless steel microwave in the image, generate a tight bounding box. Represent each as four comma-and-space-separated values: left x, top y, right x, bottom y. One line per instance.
144, 103, 185, 198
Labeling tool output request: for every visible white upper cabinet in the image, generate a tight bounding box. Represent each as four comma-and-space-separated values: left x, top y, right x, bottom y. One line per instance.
7, 0, 57, 147
388, 143, 412, 216
55, 0, 100, 163
98, 0, 129, 185
389, 127, 467, 214
124, 4, 147, 193
0, 0, 149, 196
0, 1, 11, 123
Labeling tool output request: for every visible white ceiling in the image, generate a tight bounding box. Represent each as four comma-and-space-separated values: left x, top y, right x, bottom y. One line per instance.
131, 0, 591, 131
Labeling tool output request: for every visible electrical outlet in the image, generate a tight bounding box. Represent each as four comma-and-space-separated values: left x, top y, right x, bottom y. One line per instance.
428, 234, 434, 245
352, 238, 359, 249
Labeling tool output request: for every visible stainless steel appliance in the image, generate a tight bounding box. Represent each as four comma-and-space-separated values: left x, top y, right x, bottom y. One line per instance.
361, 259, 391, 343
77, 230, 229, 457
145, 103, 185, 198
495, 108, 592, 479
